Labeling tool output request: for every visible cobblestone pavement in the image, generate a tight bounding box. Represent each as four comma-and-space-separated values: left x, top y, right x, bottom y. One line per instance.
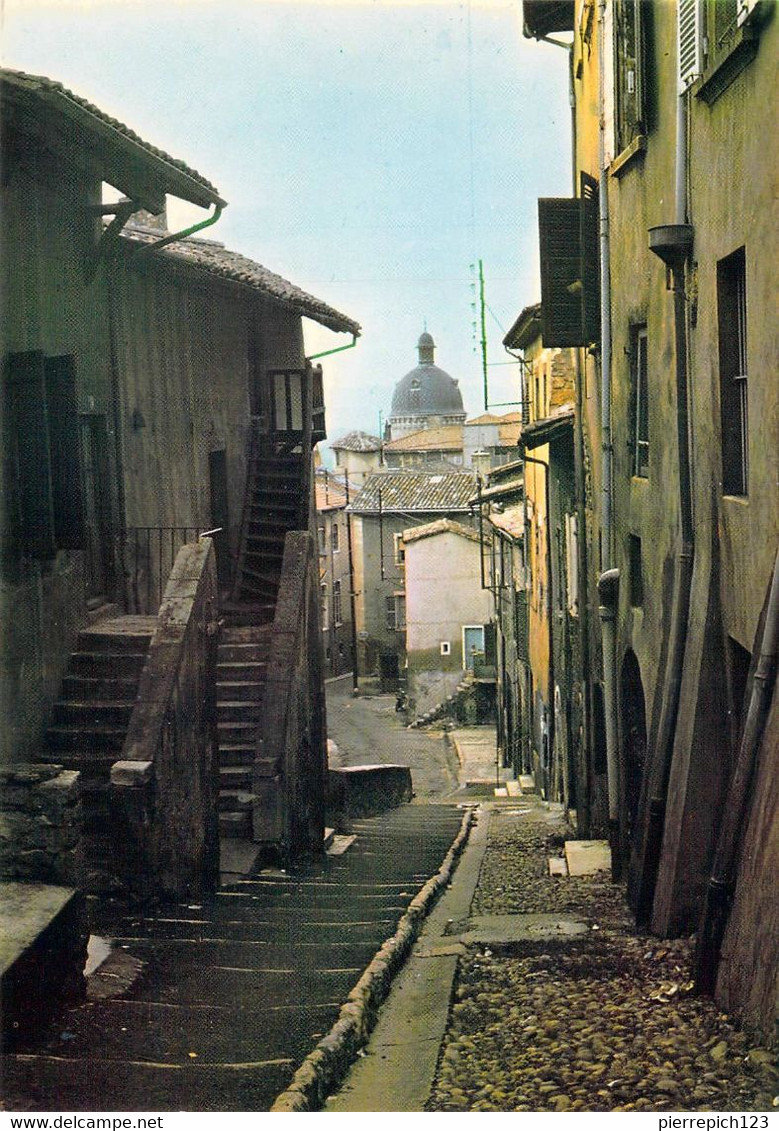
326, 676, 460, 798
426, 800, 778, 1114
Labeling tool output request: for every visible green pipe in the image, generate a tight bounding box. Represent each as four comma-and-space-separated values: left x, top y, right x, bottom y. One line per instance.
130, 202, 225, 256
308, 334, 359, 360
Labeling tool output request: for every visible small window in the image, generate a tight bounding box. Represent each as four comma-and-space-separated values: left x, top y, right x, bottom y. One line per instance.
631, 324, 649, 478
393, 533, 406, 564
331, 522, 340, 552
440, 641, 451, 656
317, 525, 326, 555
333, 579, 343, 625
628, 533, 644, 607
718, 247, 748, 496
321, 583, 328, 630
385, 596, 396, 631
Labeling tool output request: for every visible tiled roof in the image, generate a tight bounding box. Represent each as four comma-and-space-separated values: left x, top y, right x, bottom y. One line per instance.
1, 69, 224, 210
121, 226, 361, 336
521, 405, 575, 450
315, 474, 349, 511
466, 411, 522, 426
384, 425, 463, 453
498, 420, 522, 447
504, 302, 542, 350
402, 518, 483, 545
331, 430, 382, 452
349, 470, 476, 515
489, 504, 525, 540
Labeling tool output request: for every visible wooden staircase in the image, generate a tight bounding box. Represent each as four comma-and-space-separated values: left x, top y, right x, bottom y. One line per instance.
231, 451, 304, 607
216, 624, 273, 838
41, 616, 156, 888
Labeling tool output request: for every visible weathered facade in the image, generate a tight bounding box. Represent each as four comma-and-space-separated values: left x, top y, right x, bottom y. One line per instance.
316, 469, 354, 679
519, 0, 778, 1034
349, 470, 477, 688
402, 519, 493, 719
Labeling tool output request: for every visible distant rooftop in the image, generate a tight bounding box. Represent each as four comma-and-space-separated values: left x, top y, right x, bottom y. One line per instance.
402, 518, 483, 545
331, 430, 382, 453
384, 424, 464, 453
349, 470, 476, 515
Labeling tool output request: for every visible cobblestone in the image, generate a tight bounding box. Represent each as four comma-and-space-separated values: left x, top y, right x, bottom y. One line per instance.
426, 805, 778, 1114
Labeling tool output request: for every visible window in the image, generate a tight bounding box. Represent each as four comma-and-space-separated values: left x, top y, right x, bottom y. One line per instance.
631, 324, 649, 478
317, 525, 326, 555
321, 583, 328, 630
4, 351, 84, 563
331, 522, 340, 552
385, 594, 405, 631
718, 247, 748, 496
440, 641, 451, 656
333, 579, 343, 625
565, 513, 579, 616
680, 0, 762, 103
628, 534, 644, 607
393, 533, 405, 564
614, 0, 652, 154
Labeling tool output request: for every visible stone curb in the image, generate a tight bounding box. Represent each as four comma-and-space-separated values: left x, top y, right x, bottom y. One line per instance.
269, 807, 475, 1112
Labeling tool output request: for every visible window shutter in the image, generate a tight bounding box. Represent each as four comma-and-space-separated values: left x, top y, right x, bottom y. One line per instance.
6, 351, 56, 558
538, 198, 584, 347
737, 0, 760, 25
678, 0, 703, 90
45, 356, 85, 549
580, 173, 601, 345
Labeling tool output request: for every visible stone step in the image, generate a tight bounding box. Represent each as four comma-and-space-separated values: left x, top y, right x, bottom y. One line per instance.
51, 701, 135, 727
45, 725, 128, 752
69, 652, 148, 678
216, 674, 267, 697
61, 675, 140, 701
0, 1054, 294, 1113
218, 789, 255, 812
217, 744, 255, 766
217, 720, 258, 743
219, 765, 252, 789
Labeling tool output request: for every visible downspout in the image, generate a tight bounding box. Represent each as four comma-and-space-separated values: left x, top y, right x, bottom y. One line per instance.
344, 470, 360, 692
634, 89, 696, 924
522, 450, 554, 799
596, 0, 620, 866
696, 547, 779, 993
307, 333, 359, 362
129, 202, 225, 257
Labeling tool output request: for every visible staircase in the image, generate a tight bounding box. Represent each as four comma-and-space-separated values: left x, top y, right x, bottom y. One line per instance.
232, 451, 304, 607
411, 675, 475, 729
42, 616, 156, 887
216, 624, 273, 838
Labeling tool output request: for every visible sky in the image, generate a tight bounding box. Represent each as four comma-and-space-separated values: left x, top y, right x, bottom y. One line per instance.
1, 0, 572, 454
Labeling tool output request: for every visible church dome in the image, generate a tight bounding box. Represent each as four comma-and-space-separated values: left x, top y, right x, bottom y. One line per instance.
390, 332, 464, 418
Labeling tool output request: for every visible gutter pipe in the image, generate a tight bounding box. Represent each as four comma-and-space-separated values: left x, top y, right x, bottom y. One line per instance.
633, 90, 696, 924
344, 469, 360, 692
130, 201, 225, 256
696, 547, 779, 993
595, 0, 620, 870
308, 334, 359, 361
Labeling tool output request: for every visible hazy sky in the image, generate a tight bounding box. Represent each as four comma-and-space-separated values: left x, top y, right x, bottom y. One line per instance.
1, 0, 571, 448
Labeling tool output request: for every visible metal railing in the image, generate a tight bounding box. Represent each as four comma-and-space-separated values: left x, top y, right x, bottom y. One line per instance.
123, 526, 200, 614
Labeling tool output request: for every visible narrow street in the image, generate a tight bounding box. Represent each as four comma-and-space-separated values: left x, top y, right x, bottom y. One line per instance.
325, 675, 462, 799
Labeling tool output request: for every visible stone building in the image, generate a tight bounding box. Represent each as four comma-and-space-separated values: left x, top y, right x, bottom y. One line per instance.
315, 469, 354, 679
348, 470, 477, 688
519, 0, 777, 1035
330, 430, 382, 490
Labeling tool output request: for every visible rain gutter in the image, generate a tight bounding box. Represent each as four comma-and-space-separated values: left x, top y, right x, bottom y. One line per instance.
308, 334, 359, 361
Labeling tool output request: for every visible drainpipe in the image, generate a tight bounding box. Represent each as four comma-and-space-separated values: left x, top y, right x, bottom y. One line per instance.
307, 333, 359, 362
344, 469, 360, 692
696, 547, 779, 993
522, 450, 554, 800
595, 0, 620, 870
598, 567, 621, 876
635, 86, 696, 924
129, 202, 225, 257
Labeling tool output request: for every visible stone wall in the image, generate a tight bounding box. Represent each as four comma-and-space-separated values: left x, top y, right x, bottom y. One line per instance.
0, 765, 83, 887
111, 539, 219, 900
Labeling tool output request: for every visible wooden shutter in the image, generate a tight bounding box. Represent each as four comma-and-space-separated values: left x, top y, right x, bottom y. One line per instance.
45, 356, 85, 549
580, 173, 601, 345
6, 351, 56, 558
678, 0, 703, 89
538, 198, 584, 347
737, 0, 760, 25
